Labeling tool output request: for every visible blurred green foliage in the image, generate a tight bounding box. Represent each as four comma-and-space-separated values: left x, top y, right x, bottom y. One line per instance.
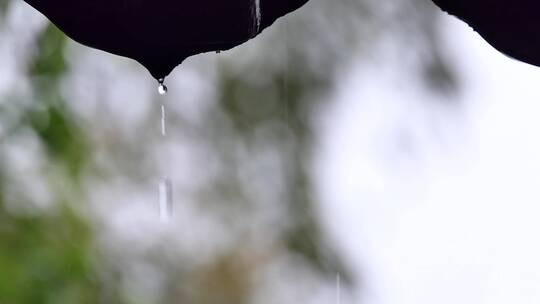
0, 206, 99, 303
0, 19, 102, 304
27, 25, 89, 178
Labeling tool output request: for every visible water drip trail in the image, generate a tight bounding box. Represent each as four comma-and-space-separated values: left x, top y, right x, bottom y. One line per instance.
283, 19, 289, 123
157, 78, 172, 221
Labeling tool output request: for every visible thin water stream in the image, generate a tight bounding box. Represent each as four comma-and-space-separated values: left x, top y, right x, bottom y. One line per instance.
336, 273, 341, 304
252, 0, 262, 37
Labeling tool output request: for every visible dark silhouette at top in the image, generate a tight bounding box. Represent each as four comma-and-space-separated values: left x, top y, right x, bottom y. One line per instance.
23, 0, 309, 80
432, 0, 540, 67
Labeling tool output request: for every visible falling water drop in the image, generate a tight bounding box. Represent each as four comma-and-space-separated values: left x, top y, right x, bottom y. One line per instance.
158, 78, 168, 95
158, 177, 173, 221
161, 104, 167, 136
337, 274, 341, 304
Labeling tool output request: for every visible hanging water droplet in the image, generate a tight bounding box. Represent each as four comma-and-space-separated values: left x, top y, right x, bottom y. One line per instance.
157, 78, 168, 95
158, 177, 173, 221
158, 84, 168, 95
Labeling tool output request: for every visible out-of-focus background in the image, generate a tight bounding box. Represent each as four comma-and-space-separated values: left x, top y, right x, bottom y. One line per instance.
2, 0, 540, 303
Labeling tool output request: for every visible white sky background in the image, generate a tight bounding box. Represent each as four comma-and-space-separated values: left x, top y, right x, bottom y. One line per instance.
315, 11, 540, 304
